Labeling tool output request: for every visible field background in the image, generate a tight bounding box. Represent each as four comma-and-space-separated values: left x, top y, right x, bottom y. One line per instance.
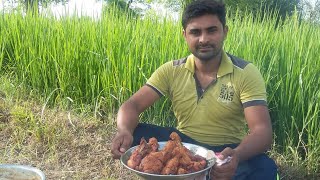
0, 6, 320, 179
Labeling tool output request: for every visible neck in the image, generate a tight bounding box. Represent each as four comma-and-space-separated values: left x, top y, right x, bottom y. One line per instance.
195, 52, 222, 75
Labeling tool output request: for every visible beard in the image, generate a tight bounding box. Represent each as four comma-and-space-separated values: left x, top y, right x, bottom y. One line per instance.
191, 43, 223, 62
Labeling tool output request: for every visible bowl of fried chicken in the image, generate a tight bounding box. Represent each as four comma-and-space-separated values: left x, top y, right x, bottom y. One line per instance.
120, 132, 216, 180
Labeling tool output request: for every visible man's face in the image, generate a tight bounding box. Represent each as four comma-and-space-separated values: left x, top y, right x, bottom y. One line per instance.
183, 14, 228, 62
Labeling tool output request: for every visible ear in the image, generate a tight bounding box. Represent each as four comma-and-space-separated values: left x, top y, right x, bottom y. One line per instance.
182, 29, 187, 38
223, 25, 228, 38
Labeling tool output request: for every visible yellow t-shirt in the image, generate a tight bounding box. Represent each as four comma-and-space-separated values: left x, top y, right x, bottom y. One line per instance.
146, 51, 267, 145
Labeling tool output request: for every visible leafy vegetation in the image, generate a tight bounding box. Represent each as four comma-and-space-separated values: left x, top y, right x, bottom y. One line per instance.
0, 4, 319, 179
225, 11, 320, 174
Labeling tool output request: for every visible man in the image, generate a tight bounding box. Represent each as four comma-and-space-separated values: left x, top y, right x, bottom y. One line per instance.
111, 0, 278, 179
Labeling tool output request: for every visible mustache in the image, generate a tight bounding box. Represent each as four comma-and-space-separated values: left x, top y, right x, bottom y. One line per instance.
197, 44, 215, 48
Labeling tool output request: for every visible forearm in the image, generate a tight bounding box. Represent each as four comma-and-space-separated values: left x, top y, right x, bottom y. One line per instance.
116, 85, 161, 134
117, 100, 140, 134
234, 128, 272, 162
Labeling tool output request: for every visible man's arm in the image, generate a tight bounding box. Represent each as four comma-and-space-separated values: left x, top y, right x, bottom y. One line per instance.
117, 85, 161, 133
234, 105, 273, 162
111, 85, 161, 159
211, 105, 273, 179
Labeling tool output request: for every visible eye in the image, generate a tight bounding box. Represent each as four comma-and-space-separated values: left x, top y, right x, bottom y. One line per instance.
208, 28, 217, 33
189, 29, 200, 35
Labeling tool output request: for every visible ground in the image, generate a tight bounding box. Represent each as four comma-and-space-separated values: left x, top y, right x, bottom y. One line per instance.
0, 89, 317, 179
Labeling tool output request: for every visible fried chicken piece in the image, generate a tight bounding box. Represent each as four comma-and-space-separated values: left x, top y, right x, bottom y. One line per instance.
162, 140, 176, 153
184, 154, 207, 172
169, 132, 182, 142
127, 138, 151, 170
138, 151, 170, 174
161, 155, 181, 175
177, 167, 190, 175
190, 154, 207, 162
161, 132, 201, 175
177, 147, 193, 168
170, 145, 194, 167
188, 159, 207, 172
148, 137, 159, 152
162, 132, 182, 153
173, 145, 207, 173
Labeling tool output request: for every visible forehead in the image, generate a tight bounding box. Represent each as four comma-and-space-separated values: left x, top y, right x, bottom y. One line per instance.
185, 14, 222, 30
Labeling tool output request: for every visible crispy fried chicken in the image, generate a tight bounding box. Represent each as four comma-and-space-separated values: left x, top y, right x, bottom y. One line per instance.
161, 154, 181, 175
127, 138, 151, 170
127, 132, 207, 175
138, 151, 170, 174
148, 137, 159, 152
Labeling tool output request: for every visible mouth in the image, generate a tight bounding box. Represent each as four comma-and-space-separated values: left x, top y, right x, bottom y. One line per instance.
198, 46, 213, 52
197, 44, 214, 51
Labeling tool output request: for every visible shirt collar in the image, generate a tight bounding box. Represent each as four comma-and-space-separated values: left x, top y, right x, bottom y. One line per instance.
185, 50, 233, 77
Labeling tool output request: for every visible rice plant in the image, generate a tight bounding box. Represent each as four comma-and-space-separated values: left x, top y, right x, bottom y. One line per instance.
0, 5, 319, 174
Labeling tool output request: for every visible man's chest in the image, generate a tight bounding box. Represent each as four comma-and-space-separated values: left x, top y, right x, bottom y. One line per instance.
170, 73, 240, 106
169, 73, 244, 125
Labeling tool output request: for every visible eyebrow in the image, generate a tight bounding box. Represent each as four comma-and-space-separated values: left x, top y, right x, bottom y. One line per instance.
189, 26, 218, 31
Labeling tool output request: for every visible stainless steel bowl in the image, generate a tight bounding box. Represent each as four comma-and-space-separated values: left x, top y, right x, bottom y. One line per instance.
120, 142, 216, 180
0, 164, 46, 180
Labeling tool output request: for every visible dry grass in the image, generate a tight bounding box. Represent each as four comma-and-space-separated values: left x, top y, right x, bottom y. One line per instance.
271, 151, 319, 180
0, 89, 139, 179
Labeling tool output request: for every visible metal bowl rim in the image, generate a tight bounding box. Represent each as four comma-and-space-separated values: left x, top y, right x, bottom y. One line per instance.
0, 164, 46, 180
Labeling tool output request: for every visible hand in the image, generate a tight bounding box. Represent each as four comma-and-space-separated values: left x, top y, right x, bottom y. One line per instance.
210, 147, 239, 180
111, 129, 133, 159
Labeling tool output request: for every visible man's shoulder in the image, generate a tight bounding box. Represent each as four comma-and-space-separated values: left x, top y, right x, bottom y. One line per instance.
172, 57, 188, 67
226, 53, 251, 70
226, 53, 263, 76
158, 57, 187, 68
158, 57, 189, 72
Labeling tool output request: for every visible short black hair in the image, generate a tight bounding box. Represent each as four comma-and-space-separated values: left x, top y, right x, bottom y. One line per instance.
182, 0, 226, 30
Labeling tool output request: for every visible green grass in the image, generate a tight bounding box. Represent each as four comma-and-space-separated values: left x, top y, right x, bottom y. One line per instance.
225, 11, 320, 174
0, 8, 183, 125
0, 6, 319, 178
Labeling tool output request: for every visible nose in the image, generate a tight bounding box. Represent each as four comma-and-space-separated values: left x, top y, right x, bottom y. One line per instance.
199, 32, 209, 44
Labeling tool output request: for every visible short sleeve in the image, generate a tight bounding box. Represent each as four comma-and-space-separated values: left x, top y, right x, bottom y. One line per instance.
146, 61, 172, 96
240, 63, 267, 108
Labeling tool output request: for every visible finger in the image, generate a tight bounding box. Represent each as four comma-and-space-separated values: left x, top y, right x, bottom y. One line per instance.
111, 137, 123, 159
212, 163, 231, 173
119, 135, 132, 153
111, 147, 122, 159
212, 161, 237, 179
219, 147, 234, 159
112, 151, 122, 159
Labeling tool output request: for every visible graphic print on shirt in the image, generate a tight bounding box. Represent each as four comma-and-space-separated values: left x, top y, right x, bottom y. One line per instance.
217, 83, 234, 103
